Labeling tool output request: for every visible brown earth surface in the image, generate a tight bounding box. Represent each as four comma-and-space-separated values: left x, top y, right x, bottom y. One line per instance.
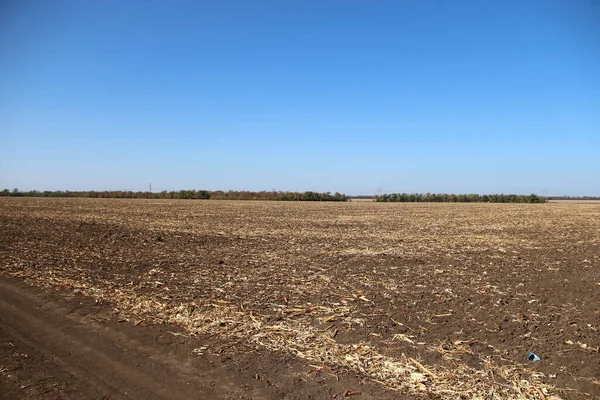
0, 275, 397, 400
1, 198, 599, 399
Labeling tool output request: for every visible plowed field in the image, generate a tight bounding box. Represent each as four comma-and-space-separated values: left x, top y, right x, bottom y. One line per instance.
1, 198, 599, 399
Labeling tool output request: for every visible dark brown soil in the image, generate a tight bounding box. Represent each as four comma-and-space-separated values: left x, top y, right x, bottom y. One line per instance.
0, 275, 404, 400
1, 198, 599, 399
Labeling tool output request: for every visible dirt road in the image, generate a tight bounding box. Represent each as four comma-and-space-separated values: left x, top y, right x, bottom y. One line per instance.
0, 276, 265, 400
0, 276, 399, 400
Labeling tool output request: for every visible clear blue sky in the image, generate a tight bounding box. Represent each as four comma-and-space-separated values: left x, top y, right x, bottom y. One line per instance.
1, 1, 598, 196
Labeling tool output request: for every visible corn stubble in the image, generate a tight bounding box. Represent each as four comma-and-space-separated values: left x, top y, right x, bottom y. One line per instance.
2, 198, 599, 399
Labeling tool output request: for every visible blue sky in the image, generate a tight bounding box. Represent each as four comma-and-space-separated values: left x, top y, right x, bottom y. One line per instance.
1, 1, 598, 195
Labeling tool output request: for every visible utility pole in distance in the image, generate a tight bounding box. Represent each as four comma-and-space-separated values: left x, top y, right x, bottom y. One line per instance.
149, 183, 152, 193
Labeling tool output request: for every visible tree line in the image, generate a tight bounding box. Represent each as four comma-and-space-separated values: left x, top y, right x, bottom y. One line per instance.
375, 193, 547, 203
0, 189, 552, 203
0, 188, 349, 202
547, 196, 600, 201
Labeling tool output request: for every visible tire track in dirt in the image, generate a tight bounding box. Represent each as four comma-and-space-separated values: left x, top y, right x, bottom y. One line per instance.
0, 277, 263, 400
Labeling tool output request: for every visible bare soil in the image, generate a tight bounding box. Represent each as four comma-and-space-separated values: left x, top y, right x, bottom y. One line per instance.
0, 275, 399, 400
1, 198, 599, 399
